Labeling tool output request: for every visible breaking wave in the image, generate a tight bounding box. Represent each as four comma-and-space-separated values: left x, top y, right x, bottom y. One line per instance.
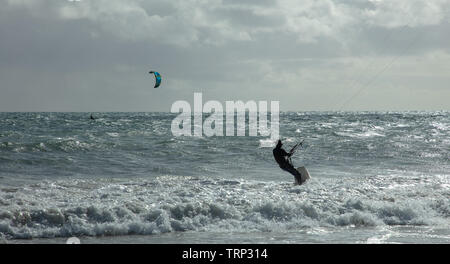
0, 176, 448, 240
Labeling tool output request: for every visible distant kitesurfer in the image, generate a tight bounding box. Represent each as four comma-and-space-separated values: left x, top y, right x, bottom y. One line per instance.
273, 139, 304, 185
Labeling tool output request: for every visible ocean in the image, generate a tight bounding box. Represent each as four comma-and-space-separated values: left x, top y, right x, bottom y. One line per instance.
0, 112, 449, 244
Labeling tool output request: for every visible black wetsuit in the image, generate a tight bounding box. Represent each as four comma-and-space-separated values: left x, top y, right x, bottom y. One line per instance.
273, 142, 303, 184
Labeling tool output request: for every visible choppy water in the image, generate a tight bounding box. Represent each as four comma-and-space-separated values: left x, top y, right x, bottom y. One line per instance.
0, 112, 449, 243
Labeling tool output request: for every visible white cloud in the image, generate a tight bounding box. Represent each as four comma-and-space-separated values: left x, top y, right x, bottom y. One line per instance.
365, 0, 449, 28
55, 0, 251, 46
5, 0, 449, 46
275, 0, 352, 42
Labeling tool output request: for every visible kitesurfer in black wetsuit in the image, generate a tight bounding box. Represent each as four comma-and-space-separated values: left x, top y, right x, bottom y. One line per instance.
273, 139, 303, 185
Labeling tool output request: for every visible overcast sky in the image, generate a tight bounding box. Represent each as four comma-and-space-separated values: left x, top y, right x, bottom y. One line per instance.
0, 0, 449, 111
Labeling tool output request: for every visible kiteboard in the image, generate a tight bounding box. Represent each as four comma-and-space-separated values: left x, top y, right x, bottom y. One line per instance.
294, 166, 310, 185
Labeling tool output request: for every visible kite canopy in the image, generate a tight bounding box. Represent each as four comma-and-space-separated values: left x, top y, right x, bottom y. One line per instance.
149, 71, 162, 88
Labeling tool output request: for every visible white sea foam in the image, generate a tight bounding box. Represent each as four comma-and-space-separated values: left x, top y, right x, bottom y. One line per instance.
335, 130, 385, 138
106, 132, 120, 137
259, 139, 275, 148
0, 175, 448, 240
